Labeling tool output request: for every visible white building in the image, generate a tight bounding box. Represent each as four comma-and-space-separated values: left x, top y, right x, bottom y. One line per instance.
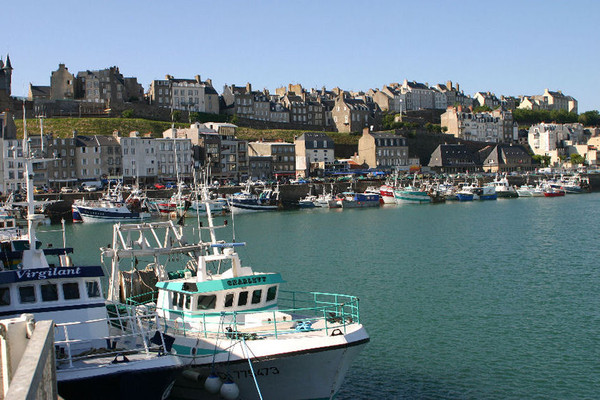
528, 123, 585, 164
116, 133, 157, 183
294, 132, 335, 177
441, 106, 518, 143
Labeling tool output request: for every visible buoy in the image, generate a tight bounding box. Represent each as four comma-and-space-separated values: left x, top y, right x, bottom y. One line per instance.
204, 373, 222, 394
220, 379, 240, 400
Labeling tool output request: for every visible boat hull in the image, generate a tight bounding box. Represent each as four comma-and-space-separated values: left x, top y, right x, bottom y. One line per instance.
170, 324, 369, 400
394, 190, 431, 204
72, 205, 151, 222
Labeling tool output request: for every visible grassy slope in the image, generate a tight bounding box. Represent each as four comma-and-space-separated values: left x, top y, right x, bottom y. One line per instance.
16, 117, 361, 145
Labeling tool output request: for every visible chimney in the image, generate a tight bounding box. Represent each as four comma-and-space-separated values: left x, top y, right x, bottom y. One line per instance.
447, 80, 452, 90
195, 75, 201, 83
206, 78, 212, 86
456, 83, 460, 92
246, 82, 252, 93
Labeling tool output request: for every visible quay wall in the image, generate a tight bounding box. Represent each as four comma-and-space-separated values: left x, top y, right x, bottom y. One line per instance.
27, 173, 600, 220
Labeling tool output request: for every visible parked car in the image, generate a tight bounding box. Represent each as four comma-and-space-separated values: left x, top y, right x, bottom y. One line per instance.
84, 186, 98, 192
60, 187, 74, 193
154, 183, 166, 190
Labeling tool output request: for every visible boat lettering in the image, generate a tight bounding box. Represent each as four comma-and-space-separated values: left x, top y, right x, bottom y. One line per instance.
230, 367, 279, 379
16, 267, 82, 281
226, 276, 267, 287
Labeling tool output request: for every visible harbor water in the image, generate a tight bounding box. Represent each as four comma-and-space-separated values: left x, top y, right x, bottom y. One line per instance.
39, 194, 600, 399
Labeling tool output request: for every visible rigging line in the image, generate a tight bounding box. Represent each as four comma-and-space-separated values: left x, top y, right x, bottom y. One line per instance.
241, 337, 264, 400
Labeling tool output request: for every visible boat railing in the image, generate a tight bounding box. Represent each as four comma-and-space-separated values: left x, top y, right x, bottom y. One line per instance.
54, 306, 168, 369
124, 290, 360, 341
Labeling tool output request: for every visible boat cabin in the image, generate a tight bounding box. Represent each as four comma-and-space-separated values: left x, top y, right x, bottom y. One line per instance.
154, 246, 285, 331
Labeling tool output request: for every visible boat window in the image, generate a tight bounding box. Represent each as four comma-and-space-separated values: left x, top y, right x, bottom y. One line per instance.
197, 295, 216, 310
41, 284, 59, 302
185, 295, 191, 310
238, 291, 248, 306
85, 281, 100, 298
251, 289, 262, 304
6, 221, 13, 228
177, 293, 184, 308
19, 286, 36, 303
0, 287, 10, 306
172, 292, 179, 308
224, 293, 234, 307
62, 283, 80, 300
266, 286, 277, 302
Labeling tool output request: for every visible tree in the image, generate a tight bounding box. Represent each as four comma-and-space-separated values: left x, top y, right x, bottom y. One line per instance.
578, 110, 600, 126
171, 110, 182, 122
532, 154, 551, 166
473, 105, 492, 113
189, 112, 201, 123
570, 153, 585, 165
121, 109, 134, 118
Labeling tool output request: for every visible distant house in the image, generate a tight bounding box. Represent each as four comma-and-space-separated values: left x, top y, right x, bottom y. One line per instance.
478, 144, 533, 173
331, 92, 372, 133
428, 143, 480, 173
294, 132, 335, 178
357, 128, 409, 171
441, 106, 517, 143
248, 141, 296, 179
28, 84, 51, 100
519, 89, 577, 114
149, 74, 219, 114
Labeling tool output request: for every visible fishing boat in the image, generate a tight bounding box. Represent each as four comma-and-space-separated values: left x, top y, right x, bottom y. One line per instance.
379, 184, 396, 204
227, 183, 280, 213
99, 187, 370, 399
0, 148, 178, 399
543, 187, 566, 197
489, 174, 518, 198
394, 185, 431, 204
339, 191, 380, 208
72, 182, 151, 223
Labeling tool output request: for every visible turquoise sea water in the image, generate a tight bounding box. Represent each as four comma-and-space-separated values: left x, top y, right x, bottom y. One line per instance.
39, 194, 600, 399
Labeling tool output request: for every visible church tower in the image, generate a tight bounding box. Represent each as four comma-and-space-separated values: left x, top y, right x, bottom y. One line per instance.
0, 54, 13, 97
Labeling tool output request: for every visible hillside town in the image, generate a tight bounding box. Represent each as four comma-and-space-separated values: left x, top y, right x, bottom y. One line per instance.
0, 55, 598, 192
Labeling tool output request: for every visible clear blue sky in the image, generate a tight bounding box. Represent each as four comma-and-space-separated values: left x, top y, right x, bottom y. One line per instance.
4, 0, 599, 112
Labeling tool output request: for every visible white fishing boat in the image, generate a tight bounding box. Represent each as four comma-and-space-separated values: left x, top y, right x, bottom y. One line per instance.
0, 145, 179, 399
490, 174, 518, 198
72, 182, 151, 223
99, 187, 370, 399
227, 183, 280, 213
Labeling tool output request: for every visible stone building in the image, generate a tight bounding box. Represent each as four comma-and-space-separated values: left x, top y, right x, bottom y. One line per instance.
478, 144, 533, 173
0, 55, 12, 110
248, 156, 273, 180
248, 141, 296, 180
76, 66, 142, 105
441, 106, 517, 143
527, 122, 585, 164
294, 132, 335, 178
75, 135, 122, 180
149, 75, 219, 114
331, 93, 372, 133
518, 88, 578, 114
357, 128, 409, 171
428, 143, 480, 173
50, 64, 75, 100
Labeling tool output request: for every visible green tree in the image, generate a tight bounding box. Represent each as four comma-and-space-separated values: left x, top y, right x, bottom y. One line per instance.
189, 112, 201, 123
473, 105, 492, 113
570, 153, 585, 165
121, 109, 134, 118
171, 110, 182, 122
532, 154, 551, 166
579, 110, 600, 126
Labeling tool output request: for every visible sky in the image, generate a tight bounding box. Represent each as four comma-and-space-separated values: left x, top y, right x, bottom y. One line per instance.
4, 0, 599, 112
